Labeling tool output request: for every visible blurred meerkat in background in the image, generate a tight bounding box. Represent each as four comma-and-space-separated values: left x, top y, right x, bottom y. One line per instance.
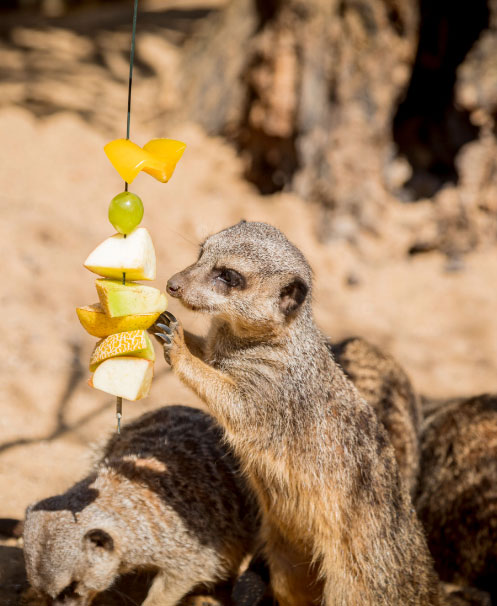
416, 394, 497, 604
329, 337, 422, 495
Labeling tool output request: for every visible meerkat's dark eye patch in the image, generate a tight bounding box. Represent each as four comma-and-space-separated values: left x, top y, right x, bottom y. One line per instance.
214, 267, 246, 289
84, 528, 114, 551
279, 278, 308, 316
55, 581, 79, 601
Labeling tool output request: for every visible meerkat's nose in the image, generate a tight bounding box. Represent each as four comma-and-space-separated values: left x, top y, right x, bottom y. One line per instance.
167, 275, 183, 297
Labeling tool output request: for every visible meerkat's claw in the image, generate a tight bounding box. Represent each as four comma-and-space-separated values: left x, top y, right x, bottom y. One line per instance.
154, 311, 182, 366
150, 311, 181, 356
161, 311, 178, 325
155, 332, 172, 345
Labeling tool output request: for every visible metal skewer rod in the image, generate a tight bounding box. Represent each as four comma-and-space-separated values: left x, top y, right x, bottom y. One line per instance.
116, 396, 123, 433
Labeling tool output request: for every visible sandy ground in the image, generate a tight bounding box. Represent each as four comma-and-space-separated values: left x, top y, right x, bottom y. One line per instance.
1, 107, 496, 603
0, 4, 496, 604
2, 107, 496, 516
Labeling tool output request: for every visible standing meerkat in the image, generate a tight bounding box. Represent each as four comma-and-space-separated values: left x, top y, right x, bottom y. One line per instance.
329, 337, 422, 495
23, 405, 259, 606
415, 394, 497, 603
233, 337, 424, 604
153, 220, 446, 606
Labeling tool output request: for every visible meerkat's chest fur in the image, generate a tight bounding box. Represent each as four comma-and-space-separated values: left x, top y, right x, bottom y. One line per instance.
205, 319, 382, 483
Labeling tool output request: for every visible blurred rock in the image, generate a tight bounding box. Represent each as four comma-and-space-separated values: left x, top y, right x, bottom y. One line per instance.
183, 0, 419, 243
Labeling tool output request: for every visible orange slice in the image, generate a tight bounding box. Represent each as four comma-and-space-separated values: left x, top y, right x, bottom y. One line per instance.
76, 304, 161, 338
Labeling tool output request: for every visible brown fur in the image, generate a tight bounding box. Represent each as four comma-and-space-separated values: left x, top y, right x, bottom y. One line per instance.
416, 394, 497, 602
23, 405, 259, 606
329, 337, 422, 495
443, 585, 492, 606
155, 221, 445, 606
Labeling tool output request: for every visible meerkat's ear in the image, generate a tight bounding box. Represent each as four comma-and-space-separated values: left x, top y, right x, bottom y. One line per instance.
279, 278, 308, 316
84, 529, 114, 552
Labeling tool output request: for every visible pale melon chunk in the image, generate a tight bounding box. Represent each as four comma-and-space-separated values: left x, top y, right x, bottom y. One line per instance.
96, 279, 167, 318
84, 227, 156, 281
90, 357, 154, 400
76, 303, 161, 338
89, 330, 155, 371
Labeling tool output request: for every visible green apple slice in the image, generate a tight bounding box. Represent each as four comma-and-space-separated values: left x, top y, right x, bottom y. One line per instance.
76, 303, 161, 338
84, 227, 156, 281
96, 279, 167, 318
89, 357, 154, 400
89, 329, 155, 371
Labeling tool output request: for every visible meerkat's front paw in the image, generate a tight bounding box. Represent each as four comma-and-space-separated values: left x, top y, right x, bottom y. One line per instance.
153, 311, 186, 365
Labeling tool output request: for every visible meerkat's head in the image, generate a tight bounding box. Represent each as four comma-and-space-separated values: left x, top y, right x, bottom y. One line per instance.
23, 488, 121, 606
167, 221, 312, 335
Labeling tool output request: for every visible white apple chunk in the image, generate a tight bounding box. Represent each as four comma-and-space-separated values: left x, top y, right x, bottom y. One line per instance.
84, 227, 156, 281
90, 357, 154, 400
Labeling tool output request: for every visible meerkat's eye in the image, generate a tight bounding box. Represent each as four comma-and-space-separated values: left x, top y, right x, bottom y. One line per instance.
216, 268, 245, 288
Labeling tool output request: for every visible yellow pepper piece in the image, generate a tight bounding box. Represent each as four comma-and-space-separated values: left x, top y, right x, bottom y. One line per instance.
142, 139, 187, 182
104, 138, 186, 184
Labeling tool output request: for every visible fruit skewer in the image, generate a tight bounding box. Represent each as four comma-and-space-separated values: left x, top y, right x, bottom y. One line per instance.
76, 0, 185, 432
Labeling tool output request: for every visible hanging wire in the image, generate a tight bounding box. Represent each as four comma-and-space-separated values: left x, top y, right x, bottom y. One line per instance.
117, 0, 139, 434
124, 0, 139, 193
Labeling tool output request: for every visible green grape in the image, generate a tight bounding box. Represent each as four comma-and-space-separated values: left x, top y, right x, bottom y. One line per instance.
108, 192, 144, 235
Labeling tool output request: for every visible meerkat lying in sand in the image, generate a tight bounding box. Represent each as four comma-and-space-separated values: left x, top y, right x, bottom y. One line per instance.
23, 405, 259, 606
153, 220, 446, 606
416, 394, 497, 604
